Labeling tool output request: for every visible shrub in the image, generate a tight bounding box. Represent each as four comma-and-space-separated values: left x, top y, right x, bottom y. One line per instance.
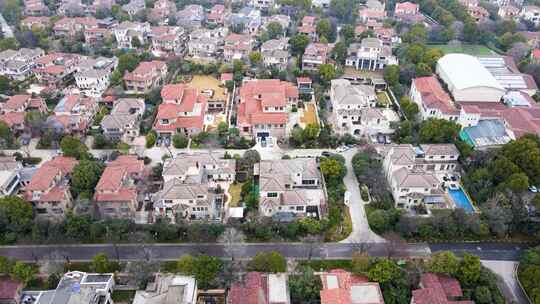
172, 134, 189, 148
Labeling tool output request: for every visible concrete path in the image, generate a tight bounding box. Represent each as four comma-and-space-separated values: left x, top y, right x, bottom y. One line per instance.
481, 260, 529, 304
340, 148, 385, 243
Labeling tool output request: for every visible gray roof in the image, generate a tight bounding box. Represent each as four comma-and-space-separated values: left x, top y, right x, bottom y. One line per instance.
419, 144, 459, 157
361, 37, 383, 48
331, 79, 375, 106
163, 153, 235, 181
258, 158, 320, 192
392, 167, 439, 188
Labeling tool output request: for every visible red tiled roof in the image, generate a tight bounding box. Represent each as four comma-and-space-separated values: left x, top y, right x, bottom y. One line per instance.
94, 155, 145, 202
296, 77, 312, 84
3, 95, 31, 111
0, 112, 25, 127
26, 156, 78, 192
221, 73, 233, 82
412, 273, 474, 304
413, 77, 459, 115
0, 277, 22, 300
227, 272, 268, 304
533, 49, 540, 59
124, 61, 166, 82
320, 269, 383, 304
395, 1, 418, 12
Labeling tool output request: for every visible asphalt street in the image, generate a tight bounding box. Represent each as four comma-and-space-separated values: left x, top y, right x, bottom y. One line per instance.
0, 242, 531, 262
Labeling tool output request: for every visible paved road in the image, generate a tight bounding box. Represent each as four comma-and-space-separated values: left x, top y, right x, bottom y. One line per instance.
481, 260, 529, 304
0, 242, 531, 262
341, 148, 384, 243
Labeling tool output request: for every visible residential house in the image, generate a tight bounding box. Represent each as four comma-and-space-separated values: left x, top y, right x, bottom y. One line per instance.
94, 155, 147, 220
256, 158, 326, 218
0, 277, 23, 304
46, 94, 98, 136
302, 43, 333, 70
33, 52, 82, 89
261, 38, 290, 69
345, 37, 398, 70
24, 156, 78, 219
224, 33, 253, 62
101, 98, 145, 142
150, 26, 187, 57
228, 7, 262, 35
319, 269, 384, 304
149, 0, 176, 24
133, 274, 197, 304
467, 5, 490, 22
153, 84, 207, 138
0, 94, 47, 134
297, 76, 313, 95
207, 4, 226, 25
21, 271, 115, 304
122, 0, 146, 16
187, 27, 228, 61
114, 21, 151, 49
84, 27, 112, 47
155, 152, 235, 222
330, 79, 395, 138
123, 60, 167, 94
227, 272, 291, 304
176, 4, 205, 30
520, 5, 540, 25
312, 0, 330, 8
532, 49, 540, 63
393, 2, 424, 23
498, 5, 520, 19
250, 0, 275, 10
88, 0, 114, 15
262, 14, 291, 34
53, 16, 98, 38
411, 273, 474, 304
74, 56, 117, 97
298, 16, 318, 41
20, 16, 51, 30
23, 0, 50, 16
0, 157, 22, 197
382, 144, 460, 209
410, 76, 460, 121
358, 0, 387, 22
237, 79, 299, 139
57, 0, 85, 16
0, 48, 44, 80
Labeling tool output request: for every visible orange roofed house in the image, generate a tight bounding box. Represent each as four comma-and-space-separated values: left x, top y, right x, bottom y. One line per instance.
0, 94, 47, 134
153, 84, 207, 138
25, 156, 79, 219
237, 79, 299, 140
94, 155, 148, 220
123, 60, 167, 94
227, 272, 291, 304
411, 273, 474, 304
320, 269, 384, 304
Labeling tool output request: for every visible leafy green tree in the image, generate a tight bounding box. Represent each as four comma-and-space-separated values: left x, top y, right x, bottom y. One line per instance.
402, 24, 428, 44
474, 286, 492, 304
172, 133, 188, 148
92, 253, 112, 273
352, 252, 371, 275
419, 119, 461, 143
415, 62, 432, 77
303, 123, 319, 141
505, 172, 529, 193
405, 43, 425, 64
177, 255, 222, 289
10, 262, 36, 285
116, 52, 141, 75
331, 41, 348, 64
0, 37, 19, 51
65, 212, 91, 240
320, 158, 345, 180
318, 64, 337, 85
290, 34, 310, 56
217, 122, 229, 136
399, 96, 419, 120
146, 131, 157, 148
316, 19, 333, 42
289, 266, 321, 303
367, 258, 400, 284
0, 196, 33, 236
428, 251, 459, 276
0, 121, 14, 148
131, 36, 141, 48
249, 51, 262, 66
423, 48, 444, 68
330, 0, 352, 21
266, 22, 284, 39
60, 136, 88, 159
501, 135, 540, 185
71, 160, 105, 199
383, 65, 400, 87
339, 24, 355, 44
458, 253, 481, 286
247, 251, 287, 273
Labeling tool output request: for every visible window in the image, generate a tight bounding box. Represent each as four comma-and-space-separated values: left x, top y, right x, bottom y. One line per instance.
296, 206, 304, 211
267, 192, 278, 197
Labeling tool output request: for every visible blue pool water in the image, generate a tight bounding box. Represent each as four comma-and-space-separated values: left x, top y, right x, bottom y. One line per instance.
448, 188, 475, 213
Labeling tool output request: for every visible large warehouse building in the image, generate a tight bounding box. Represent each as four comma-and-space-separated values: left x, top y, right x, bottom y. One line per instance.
436, 54, 506, 103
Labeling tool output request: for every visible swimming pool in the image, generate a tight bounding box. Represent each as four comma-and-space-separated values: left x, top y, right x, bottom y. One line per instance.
448, 188, 475, 213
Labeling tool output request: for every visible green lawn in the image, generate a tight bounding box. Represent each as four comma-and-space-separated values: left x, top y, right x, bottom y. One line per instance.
428, 44, 494, 56
228, 182, 244, 207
